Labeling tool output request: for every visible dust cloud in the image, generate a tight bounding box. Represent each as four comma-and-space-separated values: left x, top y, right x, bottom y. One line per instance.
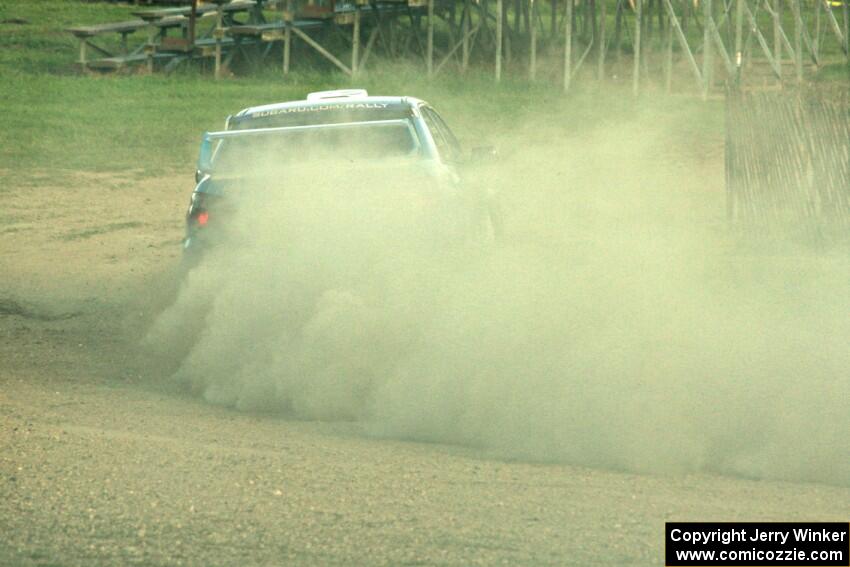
145, 104, 850, 487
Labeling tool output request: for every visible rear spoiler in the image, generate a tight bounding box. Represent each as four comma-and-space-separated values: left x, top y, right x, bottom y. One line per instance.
197, 119, 413, 174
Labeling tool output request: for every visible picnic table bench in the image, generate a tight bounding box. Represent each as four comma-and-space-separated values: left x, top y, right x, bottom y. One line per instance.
130, 0, 260, 22
67, 0, 418, 76
135, 0, 260, 74
65, 20, 147, 66
66, 1, 260, 72
66, 16, 191, 69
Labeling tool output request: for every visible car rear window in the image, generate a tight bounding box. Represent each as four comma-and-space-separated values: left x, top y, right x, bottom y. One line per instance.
211, 122, 418, 174
230, 104, 414, 129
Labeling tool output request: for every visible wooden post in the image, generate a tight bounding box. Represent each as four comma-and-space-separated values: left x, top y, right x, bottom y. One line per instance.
551, 0, 558, 37
284, 0, 293, 74
632, 0, 641, 94
614, 0, 623, 61
353, 5, 361, 76
564, 0, 573, 90
214, 4, 223, 79
78, 39, 88, 69
427, 0, 434, 77
530, 0, 538, 79
189, 0, 197, 46
664, 3, 673, 91
463, 0, 471, 70
504, 0, 512, 64
597, 0, 607, 80
146, 24, 156, 73
496, 0, 503, 80
514, 0, 522, 36
735, 0, 744, 83
844, 0, 849, 59
773, 0, 782, 82
702, 0, 713, 97
792, 0, 802, 82
814, 0, 821, 63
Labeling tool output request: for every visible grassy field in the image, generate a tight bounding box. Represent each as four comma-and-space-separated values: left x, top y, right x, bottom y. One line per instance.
3, 0, 846, 178
0, 0, 740, 174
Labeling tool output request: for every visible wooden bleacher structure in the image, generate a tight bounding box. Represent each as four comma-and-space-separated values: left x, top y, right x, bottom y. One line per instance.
66, 0, 430, 77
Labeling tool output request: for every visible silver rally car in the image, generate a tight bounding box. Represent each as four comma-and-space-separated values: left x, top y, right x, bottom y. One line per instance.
184, 89, 500, 259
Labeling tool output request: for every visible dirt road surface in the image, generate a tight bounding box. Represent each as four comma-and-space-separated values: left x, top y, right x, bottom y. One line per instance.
1, 171, 848, 566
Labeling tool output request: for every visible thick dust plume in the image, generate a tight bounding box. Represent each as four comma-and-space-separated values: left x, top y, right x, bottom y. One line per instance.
146, 111, 850, 487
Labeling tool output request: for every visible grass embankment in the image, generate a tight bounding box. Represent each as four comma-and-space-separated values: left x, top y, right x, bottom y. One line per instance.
0, 0, 728, 175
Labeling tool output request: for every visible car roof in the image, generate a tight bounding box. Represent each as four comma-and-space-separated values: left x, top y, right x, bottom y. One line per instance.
233, 91, 427, 121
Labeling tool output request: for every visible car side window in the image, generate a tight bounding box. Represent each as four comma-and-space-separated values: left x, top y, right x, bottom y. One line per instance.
431, 111, 462, 160
422, 107, 462, 163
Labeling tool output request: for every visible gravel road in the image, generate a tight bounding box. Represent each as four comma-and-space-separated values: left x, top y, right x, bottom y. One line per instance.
1, 171, 847, 566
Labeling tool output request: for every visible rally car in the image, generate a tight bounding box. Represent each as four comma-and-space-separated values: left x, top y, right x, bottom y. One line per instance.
183, 89, 500, 261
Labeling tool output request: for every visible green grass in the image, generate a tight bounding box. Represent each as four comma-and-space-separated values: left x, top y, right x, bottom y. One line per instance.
0, 0, 729, 174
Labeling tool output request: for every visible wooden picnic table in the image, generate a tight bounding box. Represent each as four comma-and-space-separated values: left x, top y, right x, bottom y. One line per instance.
65, 17, 184, 68
128, 1, 262, 74
68, 0, 416, 76
130, 0, 258, 22
65, 20, 147, 38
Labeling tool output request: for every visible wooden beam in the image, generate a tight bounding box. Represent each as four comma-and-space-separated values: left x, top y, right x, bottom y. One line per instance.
663, 0, 705, 89
744, 2, 783, 76
359, 24, 381, 70
823, 0, 848, 55
792, 0, 803, 81
292, 26, 353, 74
707, 12, 736, 75
435, 20, 480, 75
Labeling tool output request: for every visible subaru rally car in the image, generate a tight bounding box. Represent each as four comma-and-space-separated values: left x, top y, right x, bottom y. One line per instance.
183, 89, 500, 261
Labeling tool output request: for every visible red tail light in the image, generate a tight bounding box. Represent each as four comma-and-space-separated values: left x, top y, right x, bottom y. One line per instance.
196, 211, 209, 227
